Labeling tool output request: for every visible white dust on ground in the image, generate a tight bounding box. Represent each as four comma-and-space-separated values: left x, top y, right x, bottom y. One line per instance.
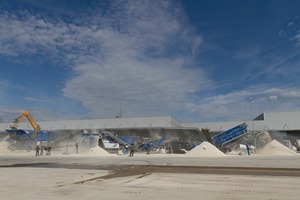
226, 130, 298, 156
0, 140, 34, 156
1, 130, 298, 157
0, 137, 110, 156
0, 140, 12, 154
80, 146, 110, 156
49, 135, 110, 156
256, 139, 298, 156
185, 141, 226, 157
46, 144, 110, 156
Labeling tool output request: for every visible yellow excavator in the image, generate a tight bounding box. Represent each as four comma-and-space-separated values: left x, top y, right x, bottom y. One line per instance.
9, 110, 40, 132
6, 110, 53, 154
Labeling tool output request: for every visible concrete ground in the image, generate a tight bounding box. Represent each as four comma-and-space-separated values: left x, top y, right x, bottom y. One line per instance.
0, 153, 300, 200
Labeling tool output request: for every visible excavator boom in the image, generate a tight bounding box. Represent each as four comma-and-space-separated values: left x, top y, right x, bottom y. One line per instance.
10, 110, 40, 132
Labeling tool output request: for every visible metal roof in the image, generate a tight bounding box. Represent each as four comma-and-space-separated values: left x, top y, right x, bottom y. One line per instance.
1, 111, 300, 133
183, 111, 300, 132
0, 116, 182, 132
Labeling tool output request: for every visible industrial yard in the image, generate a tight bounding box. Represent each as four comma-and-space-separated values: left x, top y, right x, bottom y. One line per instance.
1, 110, 300, 200
2, 0, 300, 199
0, 154, 300, 200
1, 131, 300, 200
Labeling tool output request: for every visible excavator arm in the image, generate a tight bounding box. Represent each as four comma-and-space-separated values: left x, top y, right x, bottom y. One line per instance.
10, 110, 40, 132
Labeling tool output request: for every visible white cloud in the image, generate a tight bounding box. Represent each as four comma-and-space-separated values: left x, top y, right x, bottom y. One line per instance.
0, 80, 10, 103
293, 31, 300, 47
288, 22, 294, 27
0, 79, 24, 98
278, 30, 286, 37
268, 95, 278, 102
24, 97, 54, 104
186, 87, 300, 121
2, 1, 299, 122
0, 1, 211, 118
280, 88, 300, 98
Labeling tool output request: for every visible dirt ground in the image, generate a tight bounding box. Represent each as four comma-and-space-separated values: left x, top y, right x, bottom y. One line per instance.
0, 154, 300, 200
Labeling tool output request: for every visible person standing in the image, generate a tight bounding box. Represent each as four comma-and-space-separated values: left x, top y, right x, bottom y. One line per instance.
40, 145, 43, 156
146, 144, 150, 155
47, 147, 52, 155
75, 143, 79, 154
35, 145, 39, 156
129, 144, 135, 157
125, 145, 129, 154
246, 144, 251, 155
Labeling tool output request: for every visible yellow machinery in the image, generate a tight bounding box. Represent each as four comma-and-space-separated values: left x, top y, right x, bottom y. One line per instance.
6, 110, 53, 154
9, 110, 40, 132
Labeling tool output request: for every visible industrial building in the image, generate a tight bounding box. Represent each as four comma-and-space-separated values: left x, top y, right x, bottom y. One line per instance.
0, 111, 300, 152
1, 111, 300, 132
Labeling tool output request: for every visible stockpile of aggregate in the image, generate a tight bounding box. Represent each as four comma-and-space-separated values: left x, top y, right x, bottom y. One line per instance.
0, 140, 12, 154
255, 130, 273, 148
256, 140, 298, 156
185, 141, 226, 157
84, 146, 110, 156
46, 136, 110, 156
77, 135, 110, 156
51, 142, 110, 156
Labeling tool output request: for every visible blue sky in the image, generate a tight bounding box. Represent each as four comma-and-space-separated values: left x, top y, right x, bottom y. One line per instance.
1, 0, 300, 122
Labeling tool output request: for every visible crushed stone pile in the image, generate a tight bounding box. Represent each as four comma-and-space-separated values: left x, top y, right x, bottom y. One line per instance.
0, 140, 12, 154
255, 131, 273, 148
256, 140, 298, 156
84, 146, 110, 156
185, 141, 226, 157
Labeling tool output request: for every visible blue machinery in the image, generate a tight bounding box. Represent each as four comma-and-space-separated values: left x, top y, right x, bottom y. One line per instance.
5, 129, 33, 140
5, 129, 53, 143
36, 131, 53, 142
212, 122, 248, 147
5, 110, 53, 144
